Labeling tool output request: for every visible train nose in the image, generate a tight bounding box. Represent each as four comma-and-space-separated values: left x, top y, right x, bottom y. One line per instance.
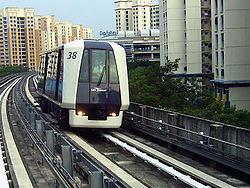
97, 109, 105, 117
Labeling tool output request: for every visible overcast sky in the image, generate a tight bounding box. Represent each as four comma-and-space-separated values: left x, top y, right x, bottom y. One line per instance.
1, 0, 159, 38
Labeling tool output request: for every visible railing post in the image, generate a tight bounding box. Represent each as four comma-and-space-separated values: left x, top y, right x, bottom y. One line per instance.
210, 124, 223, 150
30, 110, 36, 130
168, 113, 178, 138
46, 130, 55, 155
62, 145, 73, 176
140, 105, 147, 125
88, 171, 104, 188
36, 120, 43, 140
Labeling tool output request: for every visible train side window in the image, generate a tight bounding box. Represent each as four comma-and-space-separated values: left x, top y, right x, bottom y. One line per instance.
109, 51, 119, 84
79, 49, 89, 82
91, 49, 106, 83
59, 49, 64, 81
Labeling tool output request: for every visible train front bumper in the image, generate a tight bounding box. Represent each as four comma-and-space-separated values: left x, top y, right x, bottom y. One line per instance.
69, 110, 123, 128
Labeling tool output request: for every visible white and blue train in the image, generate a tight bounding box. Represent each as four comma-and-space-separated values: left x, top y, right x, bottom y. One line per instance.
37, 40, 129, 129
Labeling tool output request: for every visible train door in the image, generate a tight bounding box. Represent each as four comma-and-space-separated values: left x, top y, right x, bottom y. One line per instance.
107, 50, 121, 108
89, 49, 108, 104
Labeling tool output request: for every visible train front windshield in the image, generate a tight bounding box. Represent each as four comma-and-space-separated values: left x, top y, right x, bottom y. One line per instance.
91, 50, 107, 84
77, 48, 121, 120
79, 49, 119, 85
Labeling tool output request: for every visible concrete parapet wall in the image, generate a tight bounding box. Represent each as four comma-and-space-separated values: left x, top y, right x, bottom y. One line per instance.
128, 102, 250, 162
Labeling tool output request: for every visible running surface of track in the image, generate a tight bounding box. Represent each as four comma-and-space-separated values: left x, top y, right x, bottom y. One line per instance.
0, 76, 33, 187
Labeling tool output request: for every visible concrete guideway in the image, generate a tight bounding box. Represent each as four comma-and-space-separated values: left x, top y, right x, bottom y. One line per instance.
0, 136, 8, 188
0, 77, 33, 188
65, 131, 148, 188
110, 131, 236, 188
26, 75, 39, 106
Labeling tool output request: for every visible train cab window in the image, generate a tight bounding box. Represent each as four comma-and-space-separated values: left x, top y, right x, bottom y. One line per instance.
109, 51, 119, 84
79, 50, 89, 82
91, 49, 106, 83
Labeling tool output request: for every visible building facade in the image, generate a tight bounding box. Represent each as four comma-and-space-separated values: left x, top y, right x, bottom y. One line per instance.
211, 0, 250, 110
115, 0, 159, 35
0, 7, 93, 71
160, 0, 212, 87
34, 15, 42, 70
55, 21, 72, 47
40, 15, 56, 52
115, 0, 133, 31
82, 28, 92, 39
104, 29, 160, 63
0, 7, 38, 70
72, 25, 83, 41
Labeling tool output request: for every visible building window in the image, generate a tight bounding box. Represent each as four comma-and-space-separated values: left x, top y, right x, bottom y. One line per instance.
215, 52, 218, 66
215, 17, 218, 31
220, 16, 224, 30
221, 51, 224, 66
214, 34, 218, 49
220, 0, 224, 12
221, 33, 224, 48
214, 0, 218, 14
221, 69, 224, 78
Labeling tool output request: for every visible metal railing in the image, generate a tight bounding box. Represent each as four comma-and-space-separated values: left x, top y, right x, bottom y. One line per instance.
124, 102, 250, 174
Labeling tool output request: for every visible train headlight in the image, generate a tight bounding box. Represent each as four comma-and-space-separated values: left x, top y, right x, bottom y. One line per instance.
110, 112, 117, 117
77, 111, 85, 116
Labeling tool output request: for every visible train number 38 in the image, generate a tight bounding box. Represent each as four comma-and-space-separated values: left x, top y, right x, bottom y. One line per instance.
67, 52, 77, 59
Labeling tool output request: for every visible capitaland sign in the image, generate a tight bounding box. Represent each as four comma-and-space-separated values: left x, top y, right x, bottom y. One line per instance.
99, 30, 117, 38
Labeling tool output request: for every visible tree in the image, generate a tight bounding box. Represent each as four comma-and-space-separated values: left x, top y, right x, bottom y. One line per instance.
128, 59, 250, 128
128, 59, 202, 110
0, 65, 29, 77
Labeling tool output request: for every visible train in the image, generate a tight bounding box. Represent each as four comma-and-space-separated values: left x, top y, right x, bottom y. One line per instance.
37, 40, 129, 129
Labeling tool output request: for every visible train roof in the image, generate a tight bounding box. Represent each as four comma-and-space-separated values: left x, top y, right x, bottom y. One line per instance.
39, 40, 118, 55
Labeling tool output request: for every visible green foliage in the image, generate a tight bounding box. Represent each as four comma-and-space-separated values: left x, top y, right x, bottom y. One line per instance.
128, 59, 250, 129
129, 59, 202, 110
0, 64, 29, 77
181, 102, 250, 129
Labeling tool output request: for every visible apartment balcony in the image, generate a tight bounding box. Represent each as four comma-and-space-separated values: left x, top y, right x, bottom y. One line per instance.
134, 53, 160, 62
201, 34, 211, 42
202, 56, 212, 64
201, 24, 211, 31
135, 57, 160, 62
201, 10, 211, 20
202, 45, 211, 53
134, 49, 152, 53
201, 0, 211, 8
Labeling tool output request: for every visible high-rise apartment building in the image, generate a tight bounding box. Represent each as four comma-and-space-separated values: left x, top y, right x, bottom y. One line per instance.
0, 7, 93, 70
211, 0, 250, 110
0, 7, 38, 70
72, 26, 92, 41
40, 15, 56, 52
72, 25, 83, 41
55, 21, 72, 47
160, 0, 212, 86
151, 5, 160, 29
34, 15, 42, 70
115, 0, 159, 35
132, 0, 152, 34
55, 23, 92, 46
82, 28, 92, 39
115, 0, 133, 31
